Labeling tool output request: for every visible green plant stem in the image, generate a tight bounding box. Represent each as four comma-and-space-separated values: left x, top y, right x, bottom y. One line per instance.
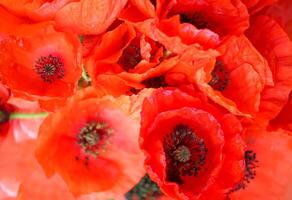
9, 112, 48, 119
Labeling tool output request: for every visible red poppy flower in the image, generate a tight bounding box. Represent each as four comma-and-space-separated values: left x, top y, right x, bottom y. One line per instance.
140, 88, 246, 199
85, 22, 218, 96
35, 87, 146, 195
0, 0, 74, 21
142, 0, 249, 48
246, 15, 292, 119
228, 128, 292, 199
0, 7, 82, 102
193, 35, 272, 116
0, 115, 125, 200
54, 0, 127, 35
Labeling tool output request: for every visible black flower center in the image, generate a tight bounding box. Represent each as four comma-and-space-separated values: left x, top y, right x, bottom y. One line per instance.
163, 124, 208, 185
118, 38, 142, 72
77, 122, 112, 157
180, 12, 209, 29
208, 60, 230, 91
142, 76, 168, 88
35, 54, 65, 83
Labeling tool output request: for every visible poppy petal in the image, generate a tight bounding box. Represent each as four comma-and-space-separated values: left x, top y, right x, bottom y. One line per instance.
246, 16, 292, 119
55, 0, 128, 35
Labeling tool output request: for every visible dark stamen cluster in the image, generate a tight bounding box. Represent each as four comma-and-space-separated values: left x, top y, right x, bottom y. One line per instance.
180, 12, 209, 29
35, 54, 64, 83
0, 108, 9, 124
163, 124, 207, 185
208, 60, 230, 91
227, 150, 258, 197
77, 121, 113, 157
142, 76, 168, 88
118, 39, 142, 72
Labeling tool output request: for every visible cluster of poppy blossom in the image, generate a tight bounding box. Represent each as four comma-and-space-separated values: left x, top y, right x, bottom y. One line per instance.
0, 0, 292, 199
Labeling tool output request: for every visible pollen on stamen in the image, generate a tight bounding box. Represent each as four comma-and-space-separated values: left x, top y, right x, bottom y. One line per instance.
163, 124, 208, 184
77, 121, 113, 158
35, 54, 65, 83
208, 60, 230, 91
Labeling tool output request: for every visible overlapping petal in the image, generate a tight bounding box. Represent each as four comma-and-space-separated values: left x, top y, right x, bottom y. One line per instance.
246, 15, 292, 119
85, 21, 218, 96
194, 35, 272, 116
152, 0, 249, 48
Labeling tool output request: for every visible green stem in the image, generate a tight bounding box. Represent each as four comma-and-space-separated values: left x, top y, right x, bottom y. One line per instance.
9, 112, 48, 119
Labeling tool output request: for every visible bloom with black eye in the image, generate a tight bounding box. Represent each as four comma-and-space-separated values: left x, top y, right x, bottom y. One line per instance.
35, 87, 145, 195
195, 35, 271, 116
140, 88, 246, 199
0, 13, 81, 101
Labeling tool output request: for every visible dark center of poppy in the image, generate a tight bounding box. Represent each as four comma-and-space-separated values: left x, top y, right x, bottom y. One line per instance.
208, 60, 230, 91
163, 124, 207, 184
118, 39, 142, 72
77, 121, 112, 157
142, 76, 168, 88
0, 109, 9, 124
150, 0, 157, 7
180, 12, 209, 29
227, 150, 258, 197
35, 54, 65, 83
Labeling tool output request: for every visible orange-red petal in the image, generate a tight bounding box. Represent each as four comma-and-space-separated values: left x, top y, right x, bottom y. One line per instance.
55, 0, 127, 35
